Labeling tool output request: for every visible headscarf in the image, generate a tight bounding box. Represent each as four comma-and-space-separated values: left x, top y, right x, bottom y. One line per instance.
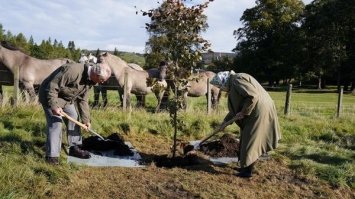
210, 70, 235, 91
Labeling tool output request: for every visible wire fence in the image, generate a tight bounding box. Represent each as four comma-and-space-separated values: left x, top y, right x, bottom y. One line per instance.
272, 85, 354, 118
0, 70, 354, 118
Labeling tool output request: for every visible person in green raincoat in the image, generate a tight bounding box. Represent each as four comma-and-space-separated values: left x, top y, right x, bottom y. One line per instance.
210, 71, 281, 178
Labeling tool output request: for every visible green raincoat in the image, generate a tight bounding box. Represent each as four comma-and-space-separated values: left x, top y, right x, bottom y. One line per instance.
223, 73, 281, 167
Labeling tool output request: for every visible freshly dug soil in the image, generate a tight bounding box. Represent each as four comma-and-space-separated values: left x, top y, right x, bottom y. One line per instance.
82, 132, 134, 156
199, 133, 239, 157
152, 154, 204, 168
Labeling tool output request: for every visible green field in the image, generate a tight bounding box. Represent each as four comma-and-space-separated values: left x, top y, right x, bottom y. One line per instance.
0, 87, 354, 198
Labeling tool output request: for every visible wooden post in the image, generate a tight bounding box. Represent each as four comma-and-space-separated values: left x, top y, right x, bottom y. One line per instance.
207, 78, 211, 114
123, 70, 128, 111
284, 84, 292, 115
337, 87, 343, 118
172, 85, 178, 158
13, 66, 20, 106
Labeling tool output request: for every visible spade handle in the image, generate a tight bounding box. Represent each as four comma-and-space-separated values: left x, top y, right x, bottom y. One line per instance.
60, 112, 105, 140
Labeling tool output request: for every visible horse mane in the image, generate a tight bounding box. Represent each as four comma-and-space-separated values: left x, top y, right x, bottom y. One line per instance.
106, 53, 130, 68
0, 41, 24, 52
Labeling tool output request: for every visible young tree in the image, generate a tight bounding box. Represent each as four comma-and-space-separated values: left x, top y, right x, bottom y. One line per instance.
140, 0, 214, 157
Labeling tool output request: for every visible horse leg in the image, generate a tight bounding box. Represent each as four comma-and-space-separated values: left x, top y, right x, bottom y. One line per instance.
161, 89, 170, 109
125, 93, 132, 110
101, 86, 108, 107
93, 86, 100, 107
0, 85, 3, 104
118, 88, 124, 107
136, 94, 145, 108
119, 87, 131, 110
155, 90, 165, 113
215, 89, 222, 109
183, 92, 188, 110
22, 82, 37, 102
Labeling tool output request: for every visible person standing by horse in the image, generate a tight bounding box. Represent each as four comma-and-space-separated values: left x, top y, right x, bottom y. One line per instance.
89, 53, 108, 108
39, 62, 111, 165
79, 53, 108, 107
210, 71, 281, 178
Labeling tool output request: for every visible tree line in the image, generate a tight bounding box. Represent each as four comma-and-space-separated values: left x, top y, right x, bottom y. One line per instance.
1, 0, 354, 91
232, 0, 354, 91
144, 0, 354, 91
0, 24, 81, 62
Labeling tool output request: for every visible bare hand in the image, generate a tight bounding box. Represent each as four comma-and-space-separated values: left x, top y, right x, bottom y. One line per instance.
83, 122, 91, 131
52, 107, 63, 116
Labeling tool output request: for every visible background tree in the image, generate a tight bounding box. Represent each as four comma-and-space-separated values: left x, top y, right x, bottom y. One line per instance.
208, 55, 234, 72
0, 24, 4, 41
302, 0, 354, 90
140, 0, 213, 157
113, 47, 119, 56
234, 0, 305, 86
95, 48, 101, 57
0, 24, 81, 62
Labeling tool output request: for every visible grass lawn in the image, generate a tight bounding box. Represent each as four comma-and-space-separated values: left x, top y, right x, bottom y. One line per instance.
0, 87, 354, 198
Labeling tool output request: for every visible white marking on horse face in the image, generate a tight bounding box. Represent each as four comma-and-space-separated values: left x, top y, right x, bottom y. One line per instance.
88, 54, 97, 63
79, 55, 89, 63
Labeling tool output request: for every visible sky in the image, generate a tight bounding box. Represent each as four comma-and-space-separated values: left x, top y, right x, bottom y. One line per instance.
0, 0, 313, 53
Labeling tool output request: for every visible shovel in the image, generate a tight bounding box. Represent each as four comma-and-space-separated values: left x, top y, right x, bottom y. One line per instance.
61, 112, 135, 156
60, 112, 106, 141
183, 115, 241, 155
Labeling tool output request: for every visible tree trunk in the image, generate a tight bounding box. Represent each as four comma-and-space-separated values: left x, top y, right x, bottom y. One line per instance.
318, 76, 322, 89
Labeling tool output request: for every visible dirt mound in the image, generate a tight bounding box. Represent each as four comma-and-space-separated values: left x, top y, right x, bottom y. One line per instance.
199, 133, 239, 157
152, 154, 202, 168
82, 132, 133, 156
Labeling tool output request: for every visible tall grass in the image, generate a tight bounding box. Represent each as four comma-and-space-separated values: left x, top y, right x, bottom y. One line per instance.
0, 88, 354, 197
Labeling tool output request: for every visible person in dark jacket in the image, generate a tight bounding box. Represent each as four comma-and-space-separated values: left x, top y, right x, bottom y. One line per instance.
210, 71, 281, 178
39, 62, 111, 165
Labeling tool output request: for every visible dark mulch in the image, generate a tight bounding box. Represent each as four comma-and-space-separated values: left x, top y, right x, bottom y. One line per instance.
82, 132, 134, 156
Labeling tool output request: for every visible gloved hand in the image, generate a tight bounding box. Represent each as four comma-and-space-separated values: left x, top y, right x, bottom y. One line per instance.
235, 112, 245, 120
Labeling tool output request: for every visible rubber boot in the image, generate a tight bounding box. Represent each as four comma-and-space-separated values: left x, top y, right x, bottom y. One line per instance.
236, 162, 255, 178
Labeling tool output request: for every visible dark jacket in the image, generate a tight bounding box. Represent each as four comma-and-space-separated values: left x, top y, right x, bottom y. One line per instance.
39, 63, 96, 123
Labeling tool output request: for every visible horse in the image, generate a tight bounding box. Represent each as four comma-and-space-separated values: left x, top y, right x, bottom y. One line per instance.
164, 68, 222, 110
79, 53, 149, 107
87, 53, 97, 63
78, 54, 89, 63
186, 71, 222, 109
0, 41, 73, 100
97, 52, 166, 110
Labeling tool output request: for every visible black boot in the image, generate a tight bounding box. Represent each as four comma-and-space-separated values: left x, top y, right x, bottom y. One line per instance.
236, 162, 255, 178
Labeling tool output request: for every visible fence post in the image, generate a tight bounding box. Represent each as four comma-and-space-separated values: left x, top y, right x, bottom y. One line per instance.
207, 78, 211, 114
13, 66, 20, 106
123, 70, 128, 111
337, 87, 343, 118
284, 84, 292, 115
